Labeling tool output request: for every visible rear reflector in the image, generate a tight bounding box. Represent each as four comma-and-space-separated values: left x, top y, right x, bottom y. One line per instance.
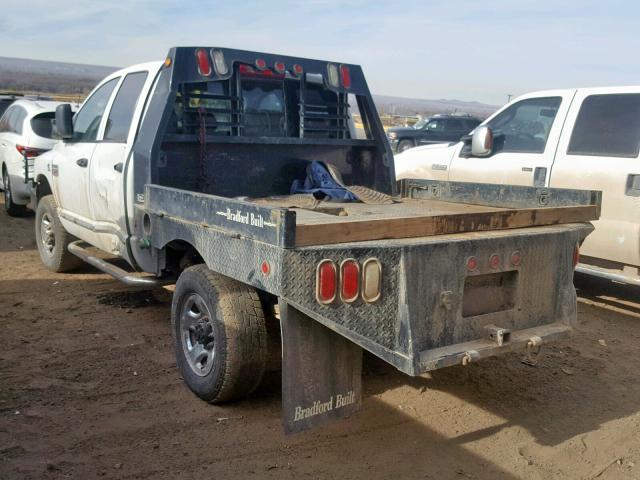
361, 258, 382, 303
327, 63, 339, 88
195, 48, 212, 76
211, 48, 228, 76
316, 260, 337, 304
340, 259, 360, 303
340, 65, 351, 89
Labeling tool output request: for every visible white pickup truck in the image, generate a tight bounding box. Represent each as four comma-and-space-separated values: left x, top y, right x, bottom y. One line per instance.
395, 87, 640, 286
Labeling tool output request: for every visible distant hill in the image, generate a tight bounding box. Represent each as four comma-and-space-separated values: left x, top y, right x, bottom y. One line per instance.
0, 57, 498, 117
0, 56, 117, 95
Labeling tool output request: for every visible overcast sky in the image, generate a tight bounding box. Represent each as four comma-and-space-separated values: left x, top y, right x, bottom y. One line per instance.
1, 0, 640, 105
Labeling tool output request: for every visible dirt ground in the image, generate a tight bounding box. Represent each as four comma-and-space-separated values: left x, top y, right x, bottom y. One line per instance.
1, 201, 639, 480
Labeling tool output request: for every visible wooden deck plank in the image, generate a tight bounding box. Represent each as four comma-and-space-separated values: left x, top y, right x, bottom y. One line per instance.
293, 204, 598, 247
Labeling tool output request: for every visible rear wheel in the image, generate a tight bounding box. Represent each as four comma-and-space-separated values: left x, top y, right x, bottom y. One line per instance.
172, 265, 267, 403
397, 139, 415, 153
3, 169, 27, 217
35, 195, 82, 272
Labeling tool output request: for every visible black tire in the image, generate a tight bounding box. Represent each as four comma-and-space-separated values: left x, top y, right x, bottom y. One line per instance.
397, 139, 415, 153
3, 169, 28, 217
171, 265, 267, 403
35, 195, 82, 272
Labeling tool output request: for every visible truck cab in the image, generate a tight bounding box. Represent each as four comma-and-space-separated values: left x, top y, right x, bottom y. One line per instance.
395, 87, 640, 286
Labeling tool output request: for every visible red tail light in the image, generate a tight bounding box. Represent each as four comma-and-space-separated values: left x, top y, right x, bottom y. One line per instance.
316, 260, 337, 304
466, 256, 478, 271
255, 58, 267, 70
16, 145, 48, 159
292, 64, 303, 76
510, 250, 522, 266
274, 61, 285, 74
489, 254, 501, 269
573, 244, 580, 269
340, 259, 360, 303
340, 65, 351, 89
195, 48, 211, 76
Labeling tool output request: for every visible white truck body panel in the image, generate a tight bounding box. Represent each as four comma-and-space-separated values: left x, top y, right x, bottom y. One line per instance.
395, 86, 640, 284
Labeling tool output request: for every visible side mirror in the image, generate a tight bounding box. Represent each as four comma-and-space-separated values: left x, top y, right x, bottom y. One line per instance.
55, 104, 74, 140
471, 125, 493, 157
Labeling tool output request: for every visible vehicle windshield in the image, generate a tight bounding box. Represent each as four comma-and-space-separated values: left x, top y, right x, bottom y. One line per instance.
413, 119, 428, 129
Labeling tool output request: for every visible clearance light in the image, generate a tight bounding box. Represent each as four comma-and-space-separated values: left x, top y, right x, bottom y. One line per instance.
255, 58, 267, 70
489, 254, 501, 269
274, 61, 286, 74
340, 65, 351, 89
327, 63, 339, 88
511, 250, 522, 266
195, 48, 212, 76
466, 256, 478, 271
211, 49, 228, 76
292, 64, 303, 76
361, 258, 382, 303
340, 259, 360, 303
316, 260, 337, 304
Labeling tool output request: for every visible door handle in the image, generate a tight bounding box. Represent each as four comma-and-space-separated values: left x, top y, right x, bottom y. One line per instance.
76, 158, 88, 168
113, 162, 123, 173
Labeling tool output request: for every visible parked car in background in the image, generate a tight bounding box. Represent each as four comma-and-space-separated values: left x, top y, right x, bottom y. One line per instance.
0, 93, 24, 119
395, 87, 640, 286
0, 99, 65, 215
387, 113, 481, 153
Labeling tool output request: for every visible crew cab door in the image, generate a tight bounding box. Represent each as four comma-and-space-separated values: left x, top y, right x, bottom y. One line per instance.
550, 88, 640, 268
448, 91, 575, 186
54, 77, 119, 222
88, 70, 151, 255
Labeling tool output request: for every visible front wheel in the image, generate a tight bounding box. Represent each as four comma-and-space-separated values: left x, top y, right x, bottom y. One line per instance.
397, 139, 415, 153
171, 265, 267, 403
3, 169, 27, 217
35, 195, 82, 272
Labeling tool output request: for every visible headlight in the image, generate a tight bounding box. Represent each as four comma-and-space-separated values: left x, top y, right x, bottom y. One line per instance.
387, 132, 397, 139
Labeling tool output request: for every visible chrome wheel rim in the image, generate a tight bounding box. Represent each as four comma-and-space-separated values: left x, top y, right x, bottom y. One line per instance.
40, 213, 55, 256
180, 293, 215, 377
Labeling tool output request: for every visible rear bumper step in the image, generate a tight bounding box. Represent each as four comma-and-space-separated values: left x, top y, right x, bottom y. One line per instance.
68, 241, 173, 288
418, 322, 571, 373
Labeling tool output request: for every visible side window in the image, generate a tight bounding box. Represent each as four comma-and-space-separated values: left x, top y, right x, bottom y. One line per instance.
10, 106, 27, 135
486, 97, 562, 154
0, 106, 14, 132
426, 119, 445, 132
568, 94, 640, 158
448, 119, 464, 130
104, 72, 149, 142
73, 78, 119, 142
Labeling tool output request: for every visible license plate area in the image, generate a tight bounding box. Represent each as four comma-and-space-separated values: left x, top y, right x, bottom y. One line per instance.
462, 270, 518, 317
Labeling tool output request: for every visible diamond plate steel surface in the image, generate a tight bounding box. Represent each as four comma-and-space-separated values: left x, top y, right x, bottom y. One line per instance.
282, 246, 401, 350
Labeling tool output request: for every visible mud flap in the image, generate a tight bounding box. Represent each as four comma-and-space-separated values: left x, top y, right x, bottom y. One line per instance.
279, 301, 362, 434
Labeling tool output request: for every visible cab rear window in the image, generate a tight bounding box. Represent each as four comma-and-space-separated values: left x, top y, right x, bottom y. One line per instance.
167, 66, 358, 140
30, 112, 55, 139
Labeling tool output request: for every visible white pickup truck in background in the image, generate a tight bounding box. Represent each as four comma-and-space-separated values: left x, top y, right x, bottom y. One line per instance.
395, 87, 640, 286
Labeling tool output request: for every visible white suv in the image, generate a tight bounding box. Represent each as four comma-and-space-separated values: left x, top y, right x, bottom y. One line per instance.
0, 99, 67, 216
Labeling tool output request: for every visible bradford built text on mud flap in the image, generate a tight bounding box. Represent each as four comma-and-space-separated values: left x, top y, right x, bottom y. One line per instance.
294, 390, 356, 422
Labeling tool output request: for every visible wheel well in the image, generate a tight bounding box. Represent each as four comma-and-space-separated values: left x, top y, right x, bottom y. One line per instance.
35, 175, 53, 204
164, 240, 205, 274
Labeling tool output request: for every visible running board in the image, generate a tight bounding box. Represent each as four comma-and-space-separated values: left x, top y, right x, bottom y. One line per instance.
576, 264, 640, 287
68, 241, 173, 288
